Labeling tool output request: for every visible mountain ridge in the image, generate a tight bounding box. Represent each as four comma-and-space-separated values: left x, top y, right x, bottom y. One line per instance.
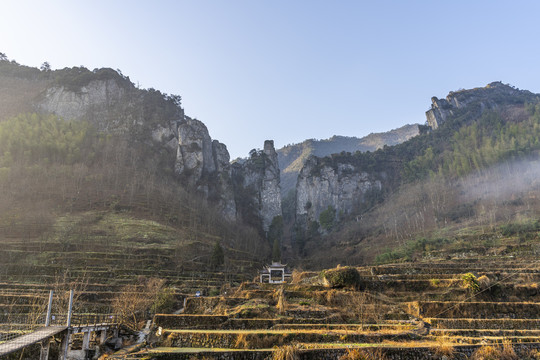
294, 82, 540, 267
277, 123, 421, 194
2, 57, 540, 270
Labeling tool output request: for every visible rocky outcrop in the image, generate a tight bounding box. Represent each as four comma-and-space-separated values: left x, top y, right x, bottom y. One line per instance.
296, 156, 383, 229
259, 141, 283, 231
175, 117, 236, 219
232, 141, 282, 232
38, 79, 127, 127
426, 81, 536, 129
175, 118, 217, 185
34, 72, 240, 218
10, 64, 284, 227
36, 74, 186, 149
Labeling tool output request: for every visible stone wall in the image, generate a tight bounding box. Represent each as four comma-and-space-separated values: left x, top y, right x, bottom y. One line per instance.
409, 301, 540, 319
162, 331, 418, 349
149, 343, 540, 360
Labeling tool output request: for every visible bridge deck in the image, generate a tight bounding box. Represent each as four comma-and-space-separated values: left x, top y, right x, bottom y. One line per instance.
0, 326, 67, 356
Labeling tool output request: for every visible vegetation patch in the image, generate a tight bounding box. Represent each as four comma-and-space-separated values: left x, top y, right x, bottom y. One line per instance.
321, 266, 363, 289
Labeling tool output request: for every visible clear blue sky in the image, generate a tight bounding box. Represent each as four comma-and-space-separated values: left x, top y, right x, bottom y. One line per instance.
2, 0, 540, 158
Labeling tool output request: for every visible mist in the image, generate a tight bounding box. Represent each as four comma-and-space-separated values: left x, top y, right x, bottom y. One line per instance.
460, 154, 540, 204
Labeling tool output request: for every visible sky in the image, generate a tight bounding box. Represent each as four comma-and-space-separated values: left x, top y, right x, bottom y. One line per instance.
2, 1, 540, 158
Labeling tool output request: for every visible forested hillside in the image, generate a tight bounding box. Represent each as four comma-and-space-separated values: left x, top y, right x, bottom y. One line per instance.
0, 60, 270, 280
296, 84, 540, 268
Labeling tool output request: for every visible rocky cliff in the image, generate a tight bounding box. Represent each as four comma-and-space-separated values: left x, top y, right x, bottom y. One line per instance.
296, 155, 383, 230
38, 78, 129, 129
426, 81, 536, 129
1, 64, 281, 225
232, 141, 282, 232
175, 117, 236, 219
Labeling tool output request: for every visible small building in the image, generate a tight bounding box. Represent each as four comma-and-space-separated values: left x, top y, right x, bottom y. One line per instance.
259, 262, 292, 284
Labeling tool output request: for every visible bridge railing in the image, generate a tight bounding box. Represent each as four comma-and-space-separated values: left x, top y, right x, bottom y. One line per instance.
0, 329, 30, 344
0, 313, 119, 345
48, 313, 118, 327
0, 315, 47, 344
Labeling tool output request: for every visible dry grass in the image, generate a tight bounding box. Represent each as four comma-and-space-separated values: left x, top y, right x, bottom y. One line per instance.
524, 349, 540, 359
471, 345, 502, 360
234, 333, 249, 349
233, 333, 285, 349
477, 275, 492, 289
291, 269, 308, 284
339, 347, 388, 360
272, 344, 300, 360
275, 286, 287, 315
471, 339, 518, 360
434, 339, 456, 359
500, 339, 519, 360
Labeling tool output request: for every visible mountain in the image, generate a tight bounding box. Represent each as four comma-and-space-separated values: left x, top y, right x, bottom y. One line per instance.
293, 82, 540, 268
0, 59, 279, 275
277, 124, 421, 195
2, 57, 540, 273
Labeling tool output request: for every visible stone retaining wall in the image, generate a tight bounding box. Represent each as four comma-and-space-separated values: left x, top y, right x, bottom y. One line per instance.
162, 330, 418, 348
153, 314, 228, 329
427, 317, 540, 329
409, 301, 540, 319
149, 343, 540, 360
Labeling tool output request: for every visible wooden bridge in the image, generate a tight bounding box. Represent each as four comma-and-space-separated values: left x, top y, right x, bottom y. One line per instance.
0, 326, 67, 357
0, 290, 119, 360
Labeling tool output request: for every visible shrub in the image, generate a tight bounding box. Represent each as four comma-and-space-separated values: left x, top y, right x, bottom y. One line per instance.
319, 205, 337, 231
208, 287, 220, 297
461, 273, 481, 293
151, 287, 176, 314
477, 275, 491, 290
321, 266, 363, 289
272, 344, 300, 360
501, 220, 540, 237
500, 339, 518, 360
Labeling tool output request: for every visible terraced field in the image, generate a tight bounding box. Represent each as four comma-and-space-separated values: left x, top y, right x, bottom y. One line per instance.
2, 211, 540, 359
0, 210, 262, 358
105, 257, 540, 359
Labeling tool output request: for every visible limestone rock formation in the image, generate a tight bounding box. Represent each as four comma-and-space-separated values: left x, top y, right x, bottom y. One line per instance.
260, 141, 283, 231
426, 81, 536, 129
232, 140, 282, 232
175, 117, 236, 219
3, 63, 283, 229
38, 79, 127, 128
296, 156, 383, 229
35, 72, 238, 218
175, 117, 216, 185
